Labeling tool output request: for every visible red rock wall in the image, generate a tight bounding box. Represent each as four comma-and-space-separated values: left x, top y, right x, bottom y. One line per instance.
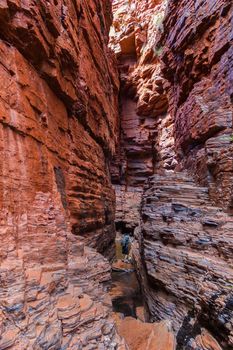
111, 0, 233, 349
160, 0, 233, 210
129, 0, 233, 348
0, 1, 127, 349
110, 0, 177, 232
0, 0, 120, 254
110, 0, 175, 186
137, 173, 233, 348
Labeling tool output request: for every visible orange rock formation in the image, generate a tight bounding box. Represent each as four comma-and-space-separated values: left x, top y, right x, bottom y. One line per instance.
0, 1, 125, 349
0, 0, 232, 349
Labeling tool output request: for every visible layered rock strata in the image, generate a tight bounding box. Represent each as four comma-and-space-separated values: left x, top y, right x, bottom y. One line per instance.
0, 0, 119, 255
111, 1, 233, 348
0, 1, 124, 348
110, 0, 177, 232
135, 172, 233, 349
159, 0, 233, 210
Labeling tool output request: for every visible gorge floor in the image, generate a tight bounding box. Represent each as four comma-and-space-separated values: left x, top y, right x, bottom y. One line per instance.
109, 236, 176, 350
110, 236, 144, 320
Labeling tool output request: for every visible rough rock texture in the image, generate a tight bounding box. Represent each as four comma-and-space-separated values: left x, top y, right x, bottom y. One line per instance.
190, 329, 223, 350
110, 0, 177, 232
135, 172, 233, 349
114, 185, 142, 233
1, 234, 126, 349
159, 0, 233, 210
0, 0, 119, 255
110, 1, 233, 348
0, 1, 126, 348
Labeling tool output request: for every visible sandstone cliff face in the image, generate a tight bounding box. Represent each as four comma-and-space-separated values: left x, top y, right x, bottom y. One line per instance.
110, 0, 177, 233
159, 0, 233, 210
136, 172, 233, 348
0, 0, 120, 255
0, 1, 125, 349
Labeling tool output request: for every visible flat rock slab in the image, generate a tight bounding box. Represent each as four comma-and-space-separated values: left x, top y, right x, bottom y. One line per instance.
115, 316, 176, 350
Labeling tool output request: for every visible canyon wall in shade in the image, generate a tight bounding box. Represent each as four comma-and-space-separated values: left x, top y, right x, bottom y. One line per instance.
160, 0, 233, 210
111, 0, 233, 349
136, 172, 233, 349
110, 0, 177, 233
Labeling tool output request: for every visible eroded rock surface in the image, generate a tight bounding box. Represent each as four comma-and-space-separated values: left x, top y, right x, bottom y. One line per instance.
0, 0, 120, 255
0, 1, 125, 348
1, 0, 233, 348
159, 0, 233, 210
135, 172, 233, 349
110, 1, 233, 348
110, 0, 177, 232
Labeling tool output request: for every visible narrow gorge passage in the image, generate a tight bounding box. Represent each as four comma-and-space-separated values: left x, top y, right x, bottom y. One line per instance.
109, 1, 233, 349
0, 1, 232, 350
110, 237, 143, 320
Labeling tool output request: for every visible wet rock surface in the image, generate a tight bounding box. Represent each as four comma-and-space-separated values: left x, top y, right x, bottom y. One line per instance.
110, 236, 143, 319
